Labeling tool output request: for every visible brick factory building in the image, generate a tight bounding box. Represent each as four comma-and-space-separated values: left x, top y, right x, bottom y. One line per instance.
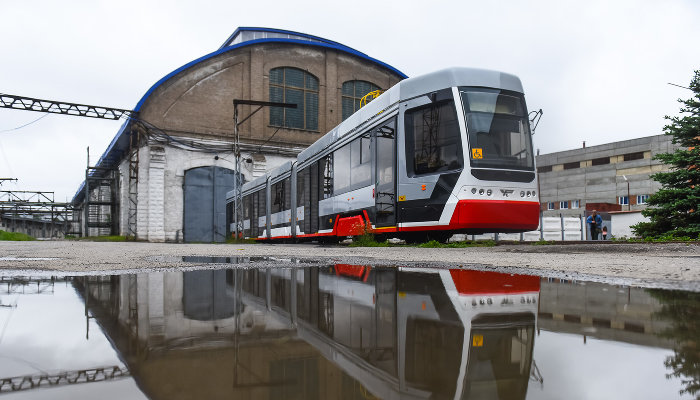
72, 27, 406, 242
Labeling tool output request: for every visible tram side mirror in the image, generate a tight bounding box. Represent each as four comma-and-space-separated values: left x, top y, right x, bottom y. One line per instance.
529, 109, 543, 135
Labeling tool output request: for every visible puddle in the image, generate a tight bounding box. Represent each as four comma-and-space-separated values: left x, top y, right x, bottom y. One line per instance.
0, 266, 698, 399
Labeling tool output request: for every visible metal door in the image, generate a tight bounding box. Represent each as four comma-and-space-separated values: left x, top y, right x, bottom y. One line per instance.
184, 166, 237, 242
374, 118, 397, 227
183, 270, 237, 320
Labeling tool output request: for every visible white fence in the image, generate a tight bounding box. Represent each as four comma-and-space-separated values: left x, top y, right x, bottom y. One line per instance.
452, 215, 589, 242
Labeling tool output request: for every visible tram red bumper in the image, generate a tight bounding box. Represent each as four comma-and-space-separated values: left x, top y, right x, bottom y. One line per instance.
449, 200, 539, 231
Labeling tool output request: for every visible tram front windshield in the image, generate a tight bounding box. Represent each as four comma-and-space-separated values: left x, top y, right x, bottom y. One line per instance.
461, 315, 535, 400
460, 88, 534, 171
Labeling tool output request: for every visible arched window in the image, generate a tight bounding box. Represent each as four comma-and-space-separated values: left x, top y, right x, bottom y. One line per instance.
269, 67, 319, 131
342, 80, 381, 120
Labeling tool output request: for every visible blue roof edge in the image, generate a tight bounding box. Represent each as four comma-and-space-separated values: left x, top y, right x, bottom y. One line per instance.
219, 27, 361, 52
72, 35, 407, 204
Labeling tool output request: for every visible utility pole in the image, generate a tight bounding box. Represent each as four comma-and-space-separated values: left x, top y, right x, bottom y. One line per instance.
623, 175, 631, 211
232, 100, 296, 239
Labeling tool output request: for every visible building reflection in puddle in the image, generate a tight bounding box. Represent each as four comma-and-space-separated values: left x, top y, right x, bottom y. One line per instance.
74, 266, 541, 400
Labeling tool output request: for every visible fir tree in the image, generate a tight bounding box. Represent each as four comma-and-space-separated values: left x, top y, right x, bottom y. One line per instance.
633, 70, 700, 238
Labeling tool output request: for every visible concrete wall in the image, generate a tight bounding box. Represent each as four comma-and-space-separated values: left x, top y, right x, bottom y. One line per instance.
536, 134, 678, 217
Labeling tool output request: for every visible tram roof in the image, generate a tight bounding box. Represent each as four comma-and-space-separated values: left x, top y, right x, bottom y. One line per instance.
295, 67, 524, 167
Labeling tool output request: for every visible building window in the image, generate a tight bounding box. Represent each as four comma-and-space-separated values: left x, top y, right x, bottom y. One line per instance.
560, 201, 569, 209
563, 161, 580, 170
572, 200, 580, 209
547, 202, 555, 210
591, 157, 610, 166
269, 67, 319, 131
637, 194, 649, 204
537, 165, 553, 173
623, 152, 644, 161
619, 196, 629, 205
341, 81, 380, 121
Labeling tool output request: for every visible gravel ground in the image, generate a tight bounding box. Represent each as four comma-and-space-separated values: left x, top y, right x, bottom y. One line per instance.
1, 240, 699, 290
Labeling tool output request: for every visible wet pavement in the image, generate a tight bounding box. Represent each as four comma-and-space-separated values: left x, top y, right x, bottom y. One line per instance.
0, 263, 698, 399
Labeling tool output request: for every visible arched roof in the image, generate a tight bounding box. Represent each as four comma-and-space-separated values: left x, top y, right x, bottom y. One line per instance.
73, 28, 406, 203
135, 27, 407, 112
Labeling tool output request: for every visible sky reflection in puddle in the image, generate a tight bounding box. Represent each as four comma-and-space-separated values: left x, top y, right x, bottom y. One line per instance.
0, 267, 697, 399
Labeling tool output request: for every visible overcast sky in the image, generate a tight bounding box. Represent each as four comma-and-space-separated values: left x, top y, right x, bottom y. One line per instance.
1, 0, 698, 201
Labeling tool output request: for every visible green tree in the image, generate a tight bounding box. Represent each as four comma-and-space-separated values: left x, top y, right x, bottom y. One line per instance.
648, 289, 700, 398
633, 70, 700, 238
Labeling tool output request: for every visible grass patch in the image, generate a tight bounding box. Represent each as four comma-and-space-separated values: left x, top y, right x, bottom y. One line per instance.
0, 230, 36, 241
348, 234, 390, 247
532, 239, 556, 245
611, 234, 700, 243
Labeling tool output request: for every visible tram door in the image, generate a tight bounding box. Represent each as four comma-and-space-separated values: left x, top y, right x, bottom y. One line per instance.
374, 118, 397, 227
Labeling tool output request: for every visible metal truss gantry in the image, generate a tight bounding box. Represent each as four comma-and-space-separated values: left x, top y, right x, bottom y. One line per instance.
0, 93, 135, 120
0, 190, 78, 236
0, 366, 130, 393
1, 93, 139, 237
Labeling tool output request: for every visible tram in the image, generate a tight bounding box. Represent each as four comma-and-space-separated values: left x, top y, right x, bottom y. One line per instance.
228, 67, 539, 242
239, 265, 540, 399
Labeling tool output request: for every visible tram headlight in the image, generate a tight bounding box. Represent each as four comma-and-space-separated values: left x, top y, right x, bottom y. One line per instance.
520, 191, 525, 197
526, 191, 531, 197
486, 189, 492, 196
478, 189, 484, 195
532, 191, 536, 197
471, 188, 477, 194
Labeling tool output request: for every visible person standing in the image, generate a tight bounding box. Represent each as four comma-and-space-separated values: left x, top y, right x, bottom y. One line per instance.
587, 210, 603, 240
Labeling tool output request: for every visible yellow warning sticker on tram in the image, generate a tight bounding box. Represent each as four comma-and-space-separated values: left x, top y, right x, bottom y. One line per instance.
472, 334, 484, 347
471, 148, 483, 159
398, 195, 406, 202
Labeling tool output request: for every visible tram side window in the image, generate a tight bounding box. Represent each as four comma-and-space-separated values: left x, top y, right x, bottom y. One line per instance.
333, 135, 372, 195
351, 135, 372, 188
334, 145, 351, 193
244, 195, 252, 235
297, 167, 312, 233
258, 188, 266, 226
320, 155, 333, 199
242, 195, 250, 220
251, 192, 258, 236
405, 100, 463, 176
284, 177, 291, 212
297, 169, 306, 207
272, 181, 284, 214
